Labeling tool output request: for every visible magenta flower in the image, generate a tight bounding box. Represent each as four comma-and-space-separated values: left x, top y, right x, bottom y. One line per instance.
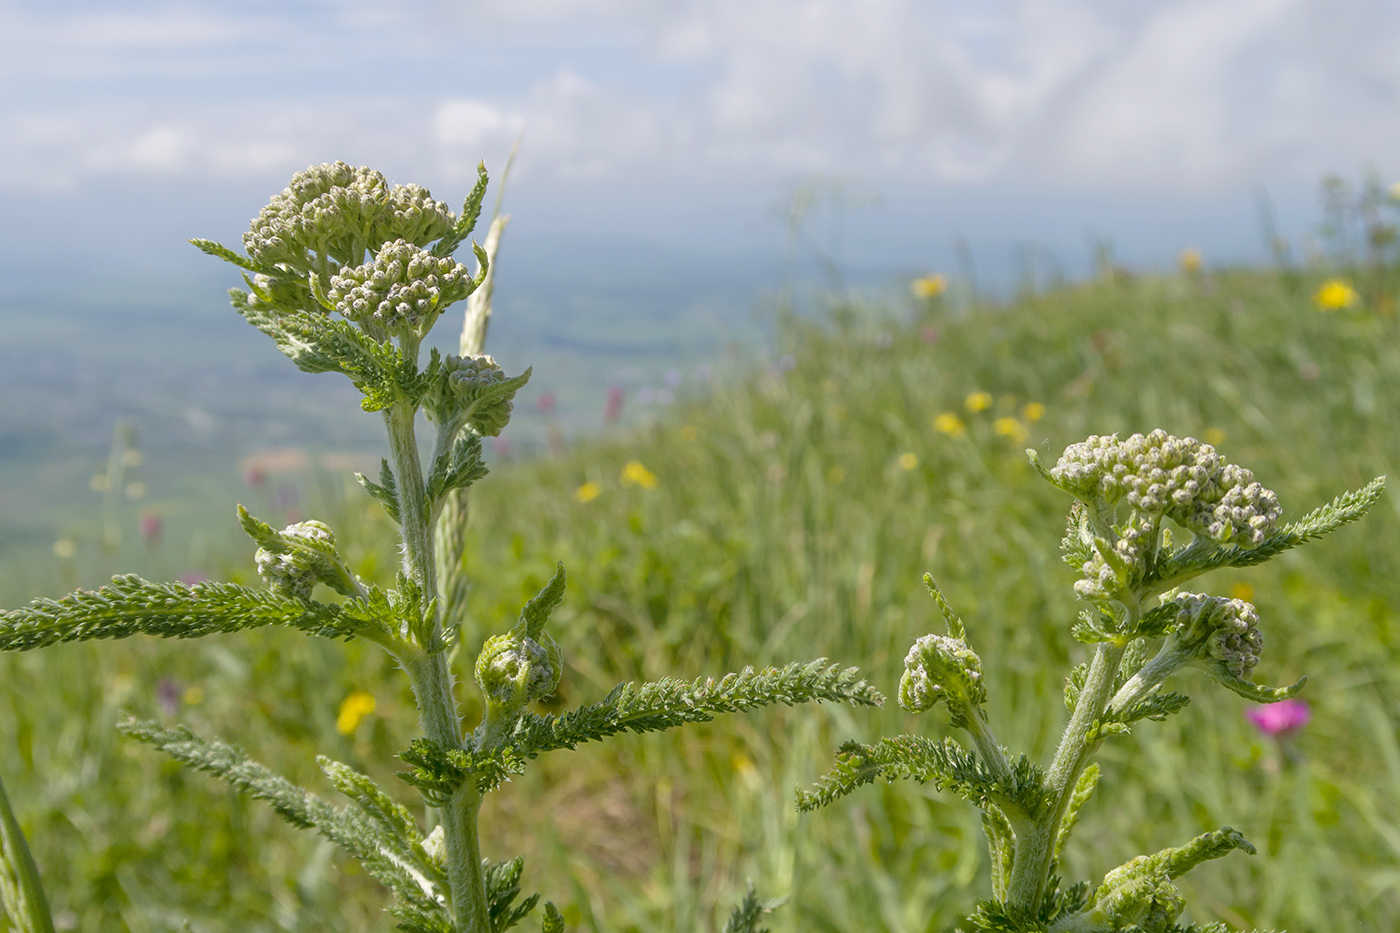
536, 391, 557, 415
1246, 698, 1310, 736
138, 513, 162, 545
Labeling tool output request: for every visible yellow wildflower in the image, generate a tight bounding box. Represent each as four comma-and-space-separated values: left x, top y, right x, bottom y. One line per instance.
679, 424, 698, 441
620, 460, 658, 489
965, 391, 993, 413
993, 418, 1027, 444
1179, 248, 1202, 274
1203, 427, 1226, 446
898, 452, 919, 471
1314, 278, 1359, 311
911, 274, 947, 299
574, 481, 601, 503
1022, 402, 1045, 423
1229, 582, 1255, 602
183, 686, 205, 706
827, 466, 846, 484
933, 412, 965, 436
52, 538, 77, 559
336, 690, 377, 735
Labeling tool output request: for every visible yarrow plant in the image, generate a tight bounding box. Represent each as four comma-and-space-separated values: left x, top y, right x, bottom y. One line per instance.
800, 429, 1384, 932
0, 161, 881, 933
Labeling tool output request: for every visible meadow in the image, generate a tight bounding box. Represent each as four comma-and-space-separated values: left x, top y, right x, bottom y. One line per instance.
3, 252, 1400, 931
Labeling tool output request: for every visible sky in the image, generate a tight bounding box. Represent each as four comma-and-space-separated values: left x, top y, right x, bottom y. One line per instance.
3, 0, 1400, 289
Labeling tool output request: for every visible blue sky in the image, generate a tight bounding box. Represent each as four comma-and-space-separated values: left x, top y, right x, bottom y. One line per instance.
3, 0, 1400, 286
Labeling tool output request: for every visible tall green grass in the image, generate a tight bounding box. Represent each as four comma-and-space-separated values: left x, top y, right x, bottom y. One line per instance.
4, 266, 1399, 931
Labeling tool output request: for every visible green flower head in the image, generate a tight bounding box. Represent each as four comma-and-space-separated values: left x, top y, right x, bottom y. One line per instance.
1168, 592, 1263, 683
328, 240, 473, 339
244, 162, 454, 274
1050, 430, 1282, 546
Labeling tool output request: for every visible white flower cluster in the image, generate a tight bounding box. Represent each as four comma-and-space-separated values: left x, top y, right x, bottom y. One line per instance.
328, 240, 471, 335
898, 633, 986, 717
1051, 430, 1282, 547
243, 162, 455, 272
1169, 593, 1263, 681
253, 520, 340, 600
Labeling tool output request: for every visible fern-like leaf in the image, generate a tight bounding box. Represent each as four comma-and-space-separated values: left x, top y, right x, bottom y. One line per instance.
426, 432, 489, 509
188, 237, 276, 275
433, 163, 490, 259
797, 734, 1047, 818
119, 719, 449, 924
1053, 764, 1099, 863
723, 884, 779, 933
507, 661, 882, 759
397, 738, 530, 802
484, 856, 541, 932
1151, 476, 1385, 589
0, 576, 370, 651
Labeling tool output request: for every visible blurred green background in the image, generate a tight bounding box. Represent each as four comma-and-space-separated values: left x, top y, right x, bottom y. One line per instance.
4, 195, 1400, 931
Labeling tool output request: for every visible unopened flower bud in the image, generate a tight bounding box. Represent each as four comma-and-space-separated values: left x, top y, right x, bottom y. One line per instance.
1169, 593, 1263, 682
1047, 430, 1282, 547
328, 240, 472, 338
253, 520, 343, 600
899, 633, 986, 726
424, 353, 527, 437
240, 506, 362, 601
475, 629, 564, 711
243, 163, 458, 275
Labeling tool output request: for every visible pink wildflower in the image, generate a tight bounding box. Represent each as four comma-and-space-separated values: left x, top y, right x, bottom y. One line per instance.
1246, 698, 1310, 736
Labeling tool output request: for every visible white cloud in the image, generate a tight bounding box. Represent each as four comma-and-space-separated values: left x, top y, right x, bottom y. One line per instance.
2, 0, 1398, 194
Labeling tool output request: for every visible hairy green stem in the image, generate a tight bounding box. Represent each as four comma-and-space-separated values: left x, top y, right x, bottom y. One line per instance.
1005, 641, 1126, 913
387, 401, 489, 933
966, 707, 1014, 784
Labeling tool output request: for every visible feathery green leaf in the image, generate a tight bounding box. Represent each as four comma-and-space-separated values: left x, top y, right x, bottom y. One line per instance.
508, 660, 882, 759
0, 575, 368, 651
433, 163, 490, 260
119, 719, 449, 923
798, 734, 1047, 817
723, 884, 778, 933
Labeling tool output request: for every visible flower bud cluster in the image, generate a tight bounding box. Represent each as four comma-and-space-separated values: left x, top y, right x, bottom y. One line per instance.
425, 353, 521, 437
898, 633, 986, 724
254, 520, 348, 600
474, 628, 564, 710
328, 240, 472, 336
1050, 430, 1282, 546
1168, 593, 1263, 682
243, 162, 455, 273
1074, 515, 1155, 601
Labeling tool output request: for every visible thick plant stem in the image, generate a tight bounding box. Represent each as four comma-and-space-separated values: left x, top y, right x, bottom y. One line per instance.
1005, 642, 1126, 913
386, 401, 490, 933
385, 401, 436, 591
